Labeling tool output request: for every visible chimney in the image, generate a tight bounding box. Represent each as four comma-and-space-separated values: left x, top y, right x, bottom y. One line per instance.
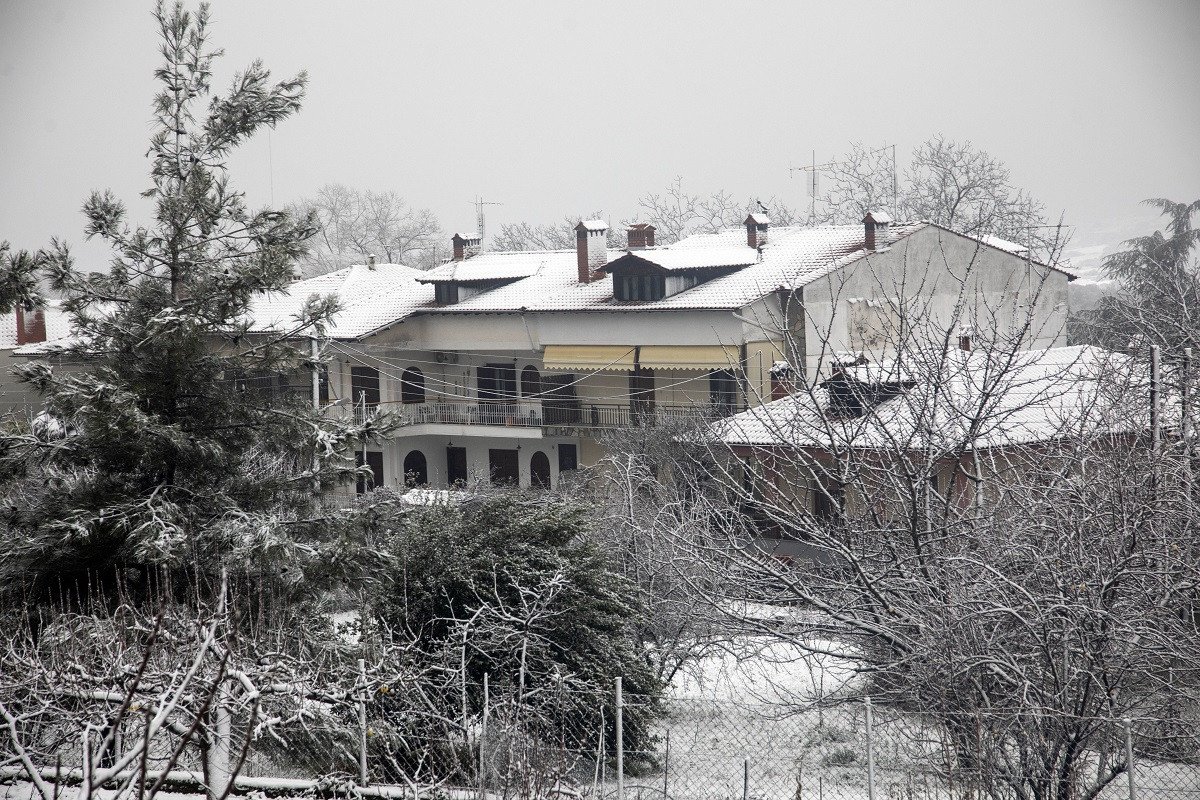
575, 219, 609, 283
367, 254, 377, 270
745, 213, 770, 249
769, 360, 793, 401
863, 211, 893, 252
627, 223, 656, 249
15, 306, 46, 346
451, 233, 482, 262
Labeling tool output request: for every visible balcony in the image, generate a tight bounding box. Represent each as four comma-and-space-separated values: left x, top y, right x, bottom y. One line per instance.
345, 400, 734, 431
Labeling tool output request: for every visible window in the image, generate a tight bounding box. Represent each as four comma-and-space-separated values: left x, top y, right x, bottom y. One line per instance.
488, 449, 520, 485
447, 446, 468, 485
558, 443, 578, 472
478, 364, 517, 401
614, 272, 665, 302
402, 450, 428, 487
435, 283, 459, 305
709, 369, 738, 415
521, 365, 542, 398
318, 365, 330, 405
401, 367, 425, 404
350, 366, 381, 408
543, 374, 581, 425
530, 451, 551, 488
356, 450, 384, 494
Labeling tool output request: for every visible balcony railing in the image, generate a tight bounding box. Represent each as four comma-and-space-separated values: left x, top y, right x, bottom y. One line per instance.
341, 399, 736, 430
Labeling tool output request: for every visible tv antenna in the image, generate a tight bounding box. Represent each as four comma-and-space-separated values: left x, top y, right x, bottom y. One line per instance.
473, 196, 503, 244
790, 152, 837, 224
790, 143, 898, 224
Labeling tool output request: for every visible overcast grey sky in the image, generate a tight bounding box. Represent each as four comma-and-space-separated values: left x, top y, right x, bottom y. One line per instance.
2, 0, 1197, 279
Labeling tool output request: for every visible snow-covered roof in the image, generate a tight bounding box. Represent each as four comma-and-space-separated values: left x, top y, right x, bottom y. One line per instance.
1, 301, 75, 353
418, 250, 588, 284
714, 346, 1144, 452
612, 245, 759, 272
432, 224, 924, 314
253, 220, 1075, 331
247, 262, 433, 340
978, 234, 1029, 256
746, 213, 771, 225
577, 219, 608, 231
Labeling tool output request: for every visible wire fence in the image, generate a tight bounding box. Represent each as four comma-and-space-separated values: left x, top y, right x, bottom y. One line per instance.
249, 677, 1200, 800
7, 672, 1200, 800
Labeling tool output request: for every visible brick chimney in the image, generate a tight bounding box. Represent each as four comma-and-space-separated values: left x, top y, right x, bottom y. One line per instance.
575, 220, 609, 283
627, 223, 656, 249
769, 360, 793, 401
451, 233, 482, 262
863, 211, 893, 252
15, 306, 46, 346
745, 213, 770, 248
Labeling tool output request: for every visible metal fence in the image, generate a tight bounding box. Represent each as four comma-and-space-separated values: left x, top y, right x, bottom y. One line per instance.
7, 674, 1200, 800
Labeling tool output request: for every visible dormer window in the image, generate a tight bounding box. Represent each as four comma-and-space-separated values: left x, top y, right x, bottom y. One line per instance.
435, 284, 459, 305
614, 273, 666, 302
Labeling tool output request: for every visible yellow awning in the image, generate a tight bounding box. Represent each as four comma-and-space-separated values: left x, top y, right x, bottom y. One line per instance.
637, 345, 741, 371
542, 345, 636, 372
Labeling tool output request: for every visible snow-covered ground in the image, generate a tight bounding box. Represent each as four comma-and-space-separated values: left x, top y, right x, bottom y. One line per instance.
669, 636, 860, 705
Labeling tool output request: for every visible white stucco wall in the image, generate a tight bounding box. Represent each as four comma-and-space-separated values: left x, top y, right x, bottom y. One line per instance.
799, 228, 1070, 378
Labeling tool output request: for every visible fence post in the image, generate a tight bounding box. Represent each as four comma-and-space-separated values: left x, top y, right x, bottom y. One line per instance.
743, 757, 749, 800
616, 677, 624, 800
1124, 718, 1137, 800
479, 672, 489, 798
358, 658, 369, 787
864, 698, 877, 800
663, 728, 670, 800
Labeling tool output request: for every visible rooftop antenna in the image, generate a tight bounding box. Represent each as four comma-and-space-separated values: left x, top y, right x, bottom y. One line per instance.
790, 151, 836, 225
473, 196, 504, 246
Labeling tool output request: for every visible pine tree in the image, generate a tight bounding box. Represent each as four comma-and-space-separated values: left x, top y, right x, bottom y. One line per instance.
0, 1, 381, 599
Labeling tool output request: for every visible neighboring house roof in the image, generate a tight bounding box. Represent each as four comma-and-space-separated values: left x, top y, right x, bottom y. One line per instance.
243, 219, 1077, 332
247, 263, 433, 340
611, 245, 759, 272
433, 223, 927, 314
3, 302, 76, 355
417, 250, 587, 284
714, 346, 1144, 453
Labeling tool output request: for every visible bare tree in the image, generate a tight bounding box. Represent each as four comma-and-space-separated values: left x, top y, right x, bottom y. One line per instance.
810, 142, 900, 227
815, 137, 1051, 253
492, 181, 800, 253
633, 177, 799, 245
291, 184, 444, 275
492, 212, 620, 252
662, 240, 1200, 800
570, 421, 742, 686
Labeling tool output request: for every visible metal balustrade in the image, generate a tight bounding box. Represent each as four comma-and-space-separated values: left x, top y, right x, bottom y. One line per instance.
338, 399, 735, 430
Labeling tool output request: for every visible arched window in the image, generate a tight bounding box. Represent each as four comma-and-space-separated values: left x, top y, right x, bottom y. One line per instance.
401, 367, 425, 404
403, 450, 428, 487
521, 365, 542, 399
530, 451, 551, 489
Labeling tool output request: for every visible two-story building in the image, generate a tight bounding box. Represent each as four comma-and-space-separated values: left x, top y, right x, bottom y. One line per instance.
246, 211, 1073, 495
